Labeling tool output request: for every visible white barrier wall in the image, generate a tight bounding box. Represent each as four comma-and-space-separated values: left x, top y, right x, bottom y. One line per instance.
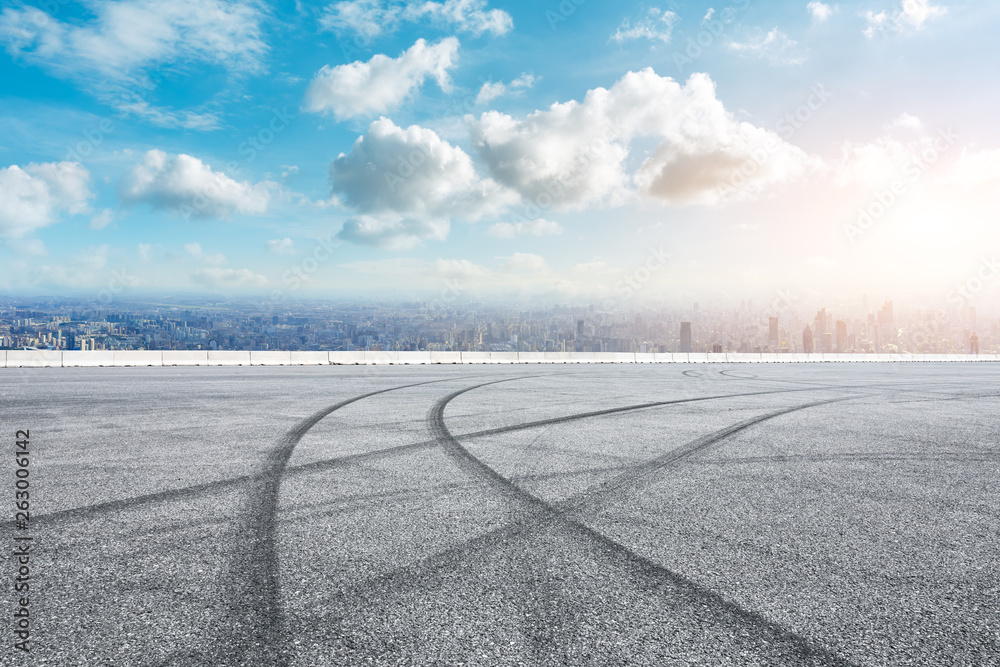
290, 351, 330, 365
7, 350, 63, 367
2, 350, 997, 368
163, 351, 209, 366
209, 351, 251, 366
114, 351, 163, 367
250, 351, 291, 366
63, 351, 115, 367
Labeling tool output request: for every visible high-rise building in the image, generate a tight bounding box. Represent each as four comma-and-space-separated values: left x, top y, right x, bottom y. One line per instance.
971, 332, 980, 355
680, 322, 692, 353
835, 320, 847, 353
821, 332, 833, 354
768, 317, 779, 346
576, 319, 584, 338
803, 325, 814, 353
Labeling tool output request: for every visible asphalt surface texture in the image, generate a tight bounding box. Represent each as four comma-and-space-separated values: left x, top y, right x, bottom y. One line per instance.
1, 363, 998, 666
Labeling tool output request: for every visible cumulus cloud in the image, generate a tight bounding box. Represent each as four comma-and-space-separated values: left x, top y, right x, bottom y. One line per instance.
336, 215, 450, 250
469, 69, 811, 208
611, 7, 678, 44
887, 112, 923, 130
120, 150, 271, 219
728, 28, 804, 64
476, 73, 535, 105
434, 258, 489, 278
330, 117, 513, 225
184, 242, 226, 265
946, 149, 1000, 189
90, 208, 115, 230
0, 0, 265, 127
192, 267, 268, 288
320, 0, 512, 39
807, 2, 834, 22
304, 38, 459, 120
863, 0, 946, 37
487, 218, 563, 238
267, 237, 296, 254
0, 161, 92, 237
503, 252, 547, 272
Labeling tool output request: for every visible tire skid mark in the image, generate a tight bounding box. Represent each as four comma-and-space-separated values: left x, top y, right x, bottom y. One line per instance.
199, 375, 507, 667
31, 386, 830, 526
426, 384, 859, 666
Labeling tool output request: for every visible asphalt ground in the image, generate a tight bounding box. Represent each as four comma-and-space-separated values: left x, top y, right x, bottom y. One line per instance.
1, 364, 997, 666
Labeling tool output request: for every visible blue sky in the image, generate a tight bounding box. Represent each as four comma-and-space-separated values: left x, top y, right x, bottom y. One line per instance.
1, 0, 998, 307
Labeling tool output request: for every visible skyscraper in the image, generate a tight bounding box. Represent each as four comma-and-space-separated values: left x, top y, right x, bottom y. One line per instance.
680, 322, 692, 353
835, 320, 847, 353
803, 325, 814, 353
768, 317, 779, 346
971, 332, 980, 355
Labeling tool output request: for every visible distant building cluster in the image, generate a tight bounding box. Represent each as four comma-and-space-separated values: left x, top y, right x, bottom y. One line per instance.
0, 296, 992, 355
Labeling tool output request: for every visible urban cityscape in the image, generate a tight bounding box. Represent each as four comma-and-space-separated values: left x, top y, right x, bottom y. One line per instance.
0, 296, 990, 356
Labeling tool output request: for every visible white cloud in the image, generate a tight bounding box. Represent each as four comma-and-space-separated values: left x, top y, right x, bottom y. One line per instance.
0, 0, 265, 125
475, 73, 536, 105
184, 242, 225, 265
90, 208, 115, 230
120, 150, 271, 219
504, 252, 547, 272
336, 214, 450, 250
703, 8, 716, 22
0, 161, 92, 237
487, 218, 563, 238
434, 258, 489, 278
946, 149, 1000, 189
728, 28, 804, 64
887, 112, 923, 130
611, 8, 677, 44
469, 69, 811, 208
267, 237, 296, 254
807, 2, 834, 22
304, 38, 459, 119
863, 0, 946, 37
138, 243, 153, 260
330, 118, 510, 223
320, 0, 512, 39
192, 267, 268, 288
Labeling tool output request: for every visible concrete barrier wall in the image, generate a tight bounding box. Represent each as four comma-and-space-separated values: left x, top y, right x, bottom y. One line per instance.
63, 351, 115, 367
430, 351, 463, 364
162, 351, 209, 366
2, 350, 997, 368
594, 353, 634, 363
329, 351, 366, 365
250, 351, 291, 366
290, 351, 330, 365
7, 350, 63, 367
209, 351, 251, 366
114, 351, 163, 367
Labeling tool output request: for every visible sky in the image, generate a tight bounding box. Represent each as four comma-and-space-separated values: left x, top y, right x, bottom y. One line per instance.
1, 0, 999, 309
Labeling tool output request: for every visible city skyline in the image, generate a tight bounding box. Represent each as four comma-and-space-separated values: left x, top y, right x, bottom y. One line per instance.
2, 1, 999, 307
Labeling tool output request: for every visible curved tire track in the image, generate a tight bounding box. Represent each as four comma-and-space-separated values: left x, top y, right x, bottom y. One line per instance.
425, 383, 858, 666
199, 375, 510, 667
